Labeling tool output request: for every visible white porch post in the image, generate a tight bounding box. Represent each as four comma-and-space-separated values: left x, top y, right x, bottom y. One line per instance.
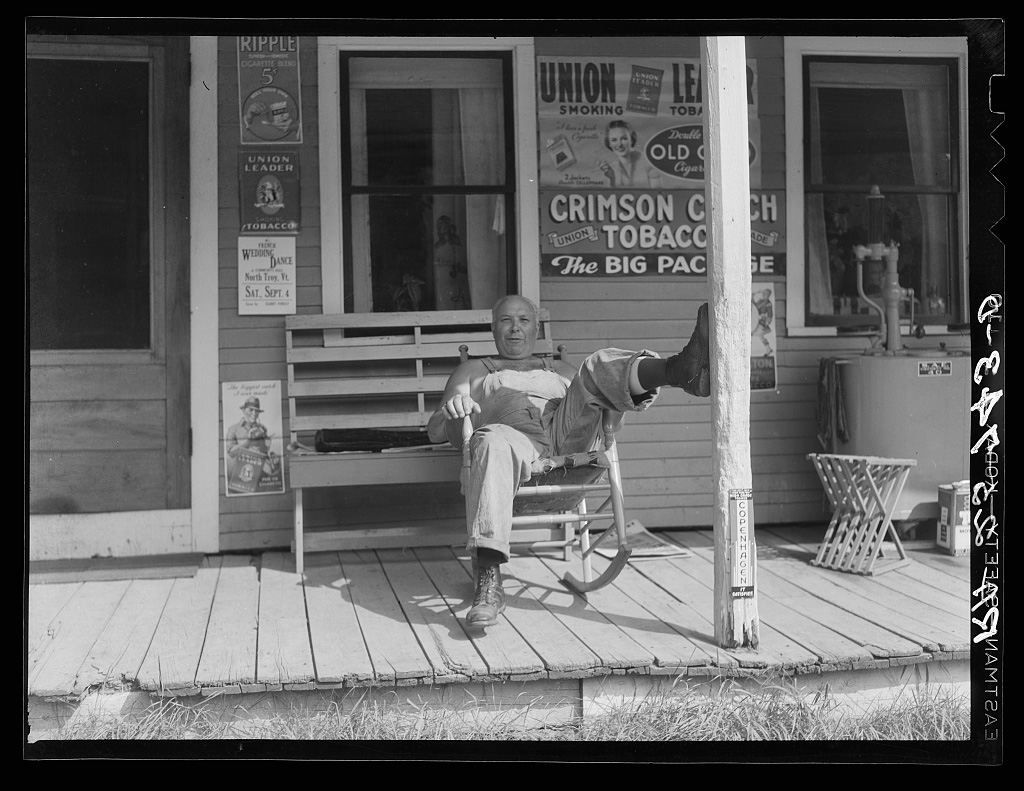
190, 36, 221, 554
701, 36, 759, 648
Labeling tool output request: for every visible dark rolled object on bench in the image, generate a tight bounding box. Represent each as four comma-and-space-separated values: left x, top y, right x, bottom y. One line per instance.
314, 427, 437, 453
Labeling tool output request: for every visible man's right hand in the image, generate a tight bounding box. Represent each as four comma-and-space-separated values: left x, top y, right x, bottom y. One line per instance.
442, 394, 481, 420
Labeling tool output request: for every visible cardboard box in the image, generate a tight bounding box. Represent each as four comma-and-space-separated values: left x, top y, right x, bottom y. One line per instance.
936, 481, 970, 556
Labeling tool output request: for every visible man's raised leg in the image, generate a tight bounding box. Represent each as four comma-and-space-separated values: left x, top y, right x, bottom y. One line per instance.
638, 302, 711, 397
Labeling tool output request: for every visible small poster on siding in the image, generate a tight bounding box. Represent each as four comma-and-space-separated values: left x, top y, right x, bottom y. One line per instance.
238, 236, 296, 315
750, 283, 778, 391
239, 149, 301, 235
223, 380, 285, 497
237, 36, 302, 145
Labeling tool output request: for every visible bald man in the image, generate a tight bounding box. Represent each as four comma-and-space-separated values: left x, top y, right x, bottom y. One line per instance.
428, 295, 710, 627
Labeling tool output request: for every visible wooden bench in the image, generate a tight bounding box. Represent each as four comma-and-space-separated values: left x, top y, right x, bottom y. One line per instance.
285, 309, 560, 574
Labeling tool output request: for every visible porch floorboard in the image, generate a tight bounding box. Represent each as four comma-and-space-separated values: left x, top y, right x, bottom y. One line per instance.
27, 526, 970, 700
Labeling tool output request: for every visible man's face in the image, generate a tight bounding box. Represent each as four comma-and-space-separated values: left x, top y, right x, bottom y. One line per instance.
492, 297, 539, 360
242, 406, 259, 422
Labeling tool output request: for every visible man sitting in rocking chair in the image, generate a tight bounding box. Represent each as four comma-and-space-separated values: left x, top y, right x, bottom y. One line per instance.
427, 295, 711, 628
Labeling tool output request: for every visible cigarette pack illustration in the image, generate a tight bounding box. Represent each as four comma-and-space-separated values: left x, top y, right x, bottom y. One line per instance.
270, 101, 291, 128
545, 135, 577, 170
228, 447, 267, 493
626, 65, 664, 115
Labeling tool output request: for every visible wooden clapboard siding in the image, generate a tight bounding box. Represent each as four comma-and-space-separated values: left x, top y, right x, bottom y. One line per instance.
538, 270, 969, 531
295, 483, 466, 537
546, 283, 715, 529
213, 37, 319, 552
210, 33, 967, 553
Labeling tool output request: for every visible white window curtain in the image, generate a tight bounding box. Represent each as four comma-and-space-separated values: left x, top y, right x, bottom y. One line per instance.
457, 85, 504, 310
430, 85, 504, 310
431, 89, 469, 309
902, 85, 950, 305
806, 85, 834, 315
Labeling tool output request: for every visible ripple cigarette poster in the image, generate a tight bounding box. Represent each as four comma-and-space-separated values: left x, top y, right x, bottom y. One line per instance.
238, 236, 296, 315
237, 36, 303, 145
223, 380, 285, 497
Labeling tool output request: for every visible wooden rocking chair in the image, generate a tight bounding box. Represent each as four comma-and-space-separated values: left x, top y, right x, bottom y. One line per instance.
458, 345, 632, 595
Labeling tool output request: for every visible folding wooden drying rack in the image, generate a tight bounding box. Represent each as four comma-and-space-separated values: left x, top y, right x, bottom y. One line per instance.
806, 453, 917, 576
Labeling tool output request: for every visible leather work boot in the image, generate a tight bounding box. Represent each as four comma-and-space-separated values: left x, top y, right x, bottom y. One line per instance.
666, 302, 711, 397
466, 564, 506, 628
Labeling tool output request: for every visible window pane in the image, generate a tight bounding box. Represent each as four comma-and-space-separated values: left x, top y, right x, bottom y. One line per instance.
805, 59, 957, 326
807, 189, 955, 324
354, 193, 508, 312
816, 88, 916, 186
349, 57, 506, 188
345, 55, 512, 312
27, 58, 151, 350
808, 61, 952, 189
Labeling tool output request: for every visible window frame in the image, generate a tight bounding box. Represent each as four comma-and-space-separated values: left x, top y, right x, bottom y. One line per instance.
27, 38, 166, 366
784, 36, 969, 337
317, 36, 539, 315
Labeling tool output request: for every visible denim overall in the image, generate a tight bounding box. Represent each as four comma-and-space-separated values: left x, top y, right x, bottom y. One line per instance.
464, 347, 659, 561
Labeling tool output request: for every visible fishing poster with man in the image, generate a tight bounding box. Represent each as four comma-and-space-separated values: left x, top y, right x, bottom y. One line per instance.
223, 380, 286, 496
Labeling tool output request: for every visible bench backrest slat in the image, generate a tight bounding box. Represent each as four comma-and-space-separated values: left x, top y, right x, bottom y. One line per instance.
289, 375, 453, 399
285, 309, 498, 331
288, 338, 553, 366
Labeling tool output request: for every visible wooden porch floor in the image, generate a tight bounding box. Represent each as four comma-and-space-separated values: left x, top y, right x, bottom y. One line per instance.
27, 526, 970, 700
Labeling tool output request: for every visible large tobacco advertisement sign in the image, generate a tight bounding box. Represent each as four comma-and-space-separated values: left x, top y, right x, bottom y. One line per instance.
538, 57, 785, 278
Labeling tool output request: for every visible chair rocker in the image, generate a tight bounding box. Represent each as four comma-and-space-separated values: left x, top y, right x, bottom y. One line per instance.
458, 345, 632, 595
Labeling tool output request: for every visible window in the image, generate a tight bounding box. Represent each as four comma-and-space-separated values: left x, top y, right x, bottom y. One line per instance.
340, 53, 514, 313
785, 38, 969, 334
27, 52, 154, 351
318, 37, 539, 315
